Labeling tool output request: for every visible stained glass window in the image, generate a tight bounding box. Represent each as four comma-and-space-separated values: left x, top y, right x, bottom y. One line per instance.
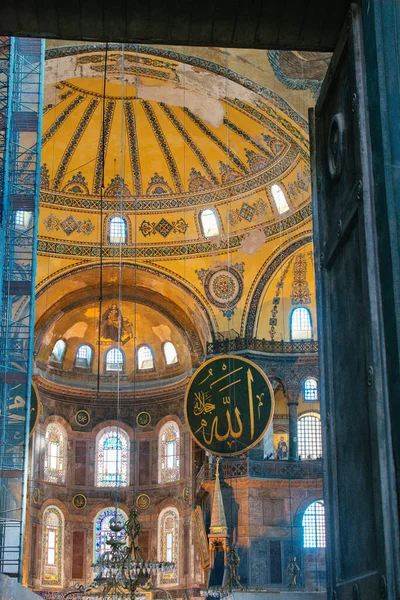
75, 344, 92, 368
41, 506, 63, 586
94, 507, 128, 561
158, 507, 179, 584
302, 500, 326, 548
105, 347, 124, 372
96, 427, 129, 487
137, 345, 154, 370
159, 422, 180, 483
271, 184, 290, 214
304, 378, 318, 402
298, 414, 322, 460
200, 209, 219, 237
44, 424, 66, 483
109, 216, 127, 244
50, 339, 66, 363
163, 342, 178, 366
291, 307, 312, 340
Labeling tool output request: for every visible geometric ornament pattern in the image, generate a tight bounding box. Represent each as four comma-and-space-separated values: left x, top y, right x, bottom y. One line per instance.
44, 213, 95, 236
196, 263, 245, 320
139, 217, 188, 238
227, 197, 268, 226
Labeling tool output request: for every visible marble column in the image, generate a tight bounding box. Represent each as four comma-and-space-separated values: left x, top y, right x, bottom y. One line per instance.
287, 388, 299, 460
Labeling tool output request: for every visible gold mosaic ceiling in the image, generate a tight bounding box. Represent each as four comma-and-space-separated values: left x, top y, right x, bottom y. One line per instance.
40, 46, 311, 244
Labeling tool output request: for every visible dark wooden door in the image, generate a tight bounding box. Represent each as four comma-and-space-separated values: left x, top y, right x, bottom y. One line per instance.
310, 4, 396, 600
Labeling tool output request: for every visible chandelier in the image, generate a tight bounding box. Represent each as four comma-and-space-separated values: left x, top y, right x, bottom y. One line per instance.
62, 508, 174, 600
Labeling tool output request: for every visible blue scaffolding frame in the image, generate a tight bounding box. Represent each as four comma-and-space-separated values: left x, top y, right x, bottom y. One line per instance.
0, 36, 44, 581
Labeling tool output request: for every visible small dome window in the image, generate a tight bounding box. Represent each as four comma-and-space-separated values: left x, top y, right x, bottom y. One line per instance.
271, 184, 290, 214
163, 341, 178, 366
108, 216, 127, 244
75, 344, 92, 368
200, 209, 219, 237
105, 347, 124, 372
50, 339, 66, 363
304, 378, 318, 402
137, 345, 154, 371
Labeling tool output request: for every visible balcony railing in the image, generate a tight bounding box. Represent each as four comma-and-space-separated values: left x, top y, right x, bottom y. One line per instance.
206, 337, 318, 355
196, 458, 323, 491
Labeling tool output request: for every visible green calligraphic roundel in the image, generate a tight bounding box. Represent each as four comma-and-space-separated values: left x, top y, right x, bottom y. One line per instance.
185, 355, 274, 457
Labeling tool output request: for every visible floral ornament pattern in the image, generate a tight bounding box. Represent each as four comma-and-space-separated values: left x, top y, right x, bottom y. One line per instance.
44, 213, 95, 236
196, 263, 244, 320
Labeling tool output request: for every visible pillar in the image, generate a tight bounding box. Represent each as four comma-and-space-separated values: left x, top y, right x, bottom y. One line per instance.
287, 389, 299, 460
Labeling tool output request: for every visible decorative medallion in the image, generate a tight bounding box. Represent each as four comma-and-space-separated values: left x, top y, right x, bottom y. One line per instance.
183, 486, 190, 503
73, 494, 87, 509
30, 384, 40, 436
185, 355, 274, 457
136, 411, 151, 427
32, 487, 40, 505
196, 264, 244, 320
328, 113, 345, 180
75, 409, 90, 427
136, 494, 150, 510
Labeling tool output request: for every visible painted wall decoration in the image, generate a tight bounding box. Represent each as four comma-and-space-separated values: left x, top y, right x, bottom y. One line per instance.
291, 253, 311, 305
193, 506, 210, 569
101, 303, 133, 344
185, 355, 274, 456
139, 217, 188, 238
196, 263, 244, 320
43, 213, 94, 236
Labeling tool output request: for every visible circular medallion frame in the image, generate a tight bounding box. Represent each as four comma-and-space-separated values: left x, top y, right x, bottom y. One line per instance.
328, 113, 345, 180
75, 409, 90, 427
204, 266, 243, 310
136, 411, 151, 427
184, 354, 274, 457
73, 493, 87, 509
136, 494, 150, 510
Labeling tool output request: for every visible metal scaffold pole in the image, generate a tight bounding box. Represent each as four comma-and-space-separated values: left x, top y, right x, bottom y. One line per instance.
0, 36, 44, 581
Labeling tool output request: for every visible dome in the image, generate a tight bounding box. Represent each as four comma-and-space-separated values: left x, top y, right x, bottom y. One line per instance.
39, 45, 311, 261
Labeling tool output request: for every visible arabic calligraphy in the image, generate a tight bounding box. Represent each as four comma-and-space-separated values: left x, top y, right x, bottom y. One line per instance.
185, 355, 274, 457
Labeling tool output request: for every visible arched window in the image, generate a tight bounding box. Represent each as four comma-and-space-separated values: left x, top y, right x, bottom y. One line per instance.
159, 421, 180, 483
137, 345, 154, 371
304, 378, 318, 402
75, 344, 92, 368
291, 307, 312, 340
41, 506, 63, 586
158, 507, 179, 584
108, 216, 127, 244
44, 424, 66, 483
96, 427, 129, 487
163, 341, 178, 366
105, 347, 124, 372
302, 500, 326, 548
94, 507, 128, 562
50, 339, 66, 363
298, 414, 322, 460
200, 208, 219, 237
271, 184, 290, 214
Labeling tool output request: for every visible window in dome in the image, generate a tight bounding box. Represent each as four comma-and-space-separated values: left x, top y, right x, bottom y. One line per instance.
158, 507, 179, 584
75, 344, 92, 368
96, 427, 129, 487
41, 506, 63, 586
302, 500, 326, 548
271, 184, 290, 214
50, 339, 66, 363
200, 209, 219, 237
44, 423, 66, 483
94, 507, 127, 561
137, 345, 154, 371
108, 216, 127, 244
105, 347, 124, 372
159, 421, 180, 483
163, 341, 178, 366
298, 414, 322, 460
304, 378, 318, 402
291, 307, 312, 340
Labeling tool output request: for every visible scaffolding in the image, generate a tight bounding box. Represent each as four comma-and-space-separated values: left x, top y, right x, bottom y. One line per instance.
0, 37, 44, 580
